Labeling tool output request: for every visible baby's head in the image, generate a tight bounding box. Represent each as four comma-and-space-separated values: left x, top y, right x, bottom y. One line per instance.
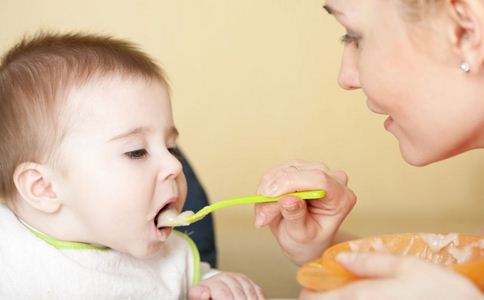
0, 33, 187, 258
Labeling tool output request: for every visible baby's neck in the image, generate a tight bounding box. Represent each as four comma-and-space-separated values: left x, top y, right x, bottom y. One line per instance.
6, 200, 109, 250
16, 217, 108, 250
6, 197, 91, 246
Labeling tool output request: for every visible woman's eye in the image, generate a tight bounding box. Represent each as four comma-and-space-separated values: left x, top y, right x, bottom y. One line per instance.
125, 149, 148, 159
340, 34, 360, 48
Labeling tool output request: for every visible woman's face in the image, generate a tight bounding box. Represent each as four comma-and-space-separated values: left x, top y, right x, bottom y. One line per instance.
325, 0, 484, 166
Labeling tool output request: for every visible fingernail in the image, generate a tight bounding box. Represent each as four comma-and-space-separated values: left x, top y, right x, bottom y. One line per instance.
255, 212, 266, 228
283, 201, 299, 212
264, 182, 278, 196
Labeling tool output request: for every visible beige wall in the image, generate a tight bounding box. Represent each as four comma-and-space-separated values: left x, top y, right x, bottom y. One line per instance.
1, 0, 483, 297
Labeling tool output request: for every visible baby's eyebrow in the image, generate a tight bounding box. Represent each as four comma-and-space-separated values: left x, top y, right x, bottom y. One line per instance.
108, 126, 150, 142
108, 126, 179, 142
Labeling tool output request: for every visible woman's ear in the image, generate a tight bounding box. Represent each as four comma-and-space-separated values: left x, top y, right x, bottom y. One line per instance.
13, 162, 61, 214
446, 0, 484, 73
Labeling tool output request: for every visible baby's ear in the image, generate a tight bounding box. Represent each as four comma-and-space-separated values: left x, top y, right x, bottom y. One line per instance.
13, 162, 61, 214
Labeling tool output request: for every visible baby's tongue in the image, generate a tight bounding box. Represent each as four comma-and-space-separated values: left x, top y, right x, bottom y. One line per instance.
156, 209, 194, 227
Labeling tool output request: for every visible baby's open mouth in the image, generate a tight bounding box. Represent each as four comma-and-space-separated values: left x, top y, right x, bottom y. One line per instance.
155, 206, 193, 228
153, 203, 174, 229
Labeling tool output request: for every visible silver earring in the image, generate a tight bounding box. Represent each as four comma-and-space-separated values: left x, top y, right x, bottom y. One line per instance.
459, 61, 471, 73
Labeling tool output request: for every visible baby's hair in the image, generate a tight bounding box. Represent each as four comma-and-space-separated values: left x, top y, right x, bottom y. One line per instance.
0, 32, 169, 200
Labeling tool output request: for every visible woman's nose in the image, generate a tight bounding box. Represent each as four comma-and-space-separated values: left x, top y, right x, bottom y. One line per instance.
337, 47, 361, 90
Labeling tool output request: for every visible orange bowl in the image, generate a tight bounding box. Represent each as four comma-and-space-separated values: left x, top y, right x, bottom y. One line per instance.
297, 233, 484, 292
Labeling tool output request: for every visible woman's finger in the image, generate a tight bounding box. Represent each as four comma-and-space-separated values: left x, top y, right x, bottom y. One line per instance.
254, 202, 282, 228
336, 252, 422, 278
254, 195, 312, 229
277, 196, 320, 242
256, 168, 356, 230
257, 161, 330, 194
259, 168, 328, 197
259, 168, 355, 214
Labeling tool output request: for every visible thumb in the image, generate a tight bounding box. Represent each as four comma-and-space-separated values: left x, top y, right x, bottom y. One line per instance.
280, 196, 307, 222
278, 196, 311, 237
336, 252, 418, 278
254, 202, 282, 228
188, 285, 211, 300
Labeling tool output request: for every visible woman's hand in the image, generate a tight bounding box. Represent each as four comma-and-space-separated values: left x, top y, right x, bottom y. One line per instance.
299, 252, 483, 299
188, 272, 265, 300
254, 160, 357, 265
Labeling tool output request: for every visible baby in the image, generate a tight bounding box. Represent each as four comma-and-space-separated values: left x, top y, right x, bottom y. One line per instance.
0, 33, 264, 299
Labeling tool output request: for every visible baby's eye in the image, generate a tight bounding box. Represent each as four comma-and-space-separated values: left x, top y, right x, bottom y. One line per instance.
167, 147, 183, 161
125, 149, 148, 159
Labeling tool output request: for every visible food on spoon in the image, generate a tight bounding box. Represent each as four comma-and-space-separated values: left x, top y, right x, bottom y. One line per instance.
156, 209, 194, 227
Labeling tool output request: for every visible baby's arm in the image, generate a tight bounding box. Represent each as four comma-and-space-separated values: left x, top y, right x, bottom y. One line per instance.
189, 265, 265, 300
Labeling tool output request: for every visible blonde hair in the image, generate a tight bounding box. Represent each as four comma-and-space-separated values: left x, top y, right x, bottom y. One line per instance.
0, 32, 168, 200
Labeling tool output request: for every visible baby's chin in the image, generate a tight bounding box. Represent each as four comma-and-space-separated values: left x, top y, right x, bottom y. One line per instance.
109, 235, 171, 259
122, 240, 166, 259
103, 223, 174, 258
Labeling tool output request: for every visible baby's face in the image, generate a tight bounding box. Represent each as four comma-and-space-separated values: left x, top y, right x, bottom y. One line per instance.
55, 75, 186, 258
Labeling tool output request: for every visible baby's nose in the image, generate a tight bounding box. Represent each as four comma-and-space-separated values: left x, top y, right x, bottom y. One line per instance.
157, 156, 183, 182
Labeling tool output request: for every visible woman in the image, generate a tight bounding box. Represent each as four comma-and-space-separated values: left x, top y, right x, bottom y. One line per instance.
255, 0, 484, 298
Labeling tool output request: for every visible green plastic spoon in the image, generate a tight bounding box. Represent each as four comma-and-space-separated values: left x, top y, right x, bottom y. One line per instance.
159, 190, 326, 227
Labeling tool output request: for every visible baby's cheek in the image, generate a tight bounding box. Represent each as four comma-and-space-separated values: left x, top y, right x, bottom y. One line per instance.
116, 181, 152, 207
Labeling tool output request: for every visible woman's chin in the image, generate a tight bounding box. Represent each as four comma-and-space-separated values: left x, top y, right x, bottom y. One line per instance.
399, 142, 435, 167
402, 154, 432, 167
399, 140, 464, 167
